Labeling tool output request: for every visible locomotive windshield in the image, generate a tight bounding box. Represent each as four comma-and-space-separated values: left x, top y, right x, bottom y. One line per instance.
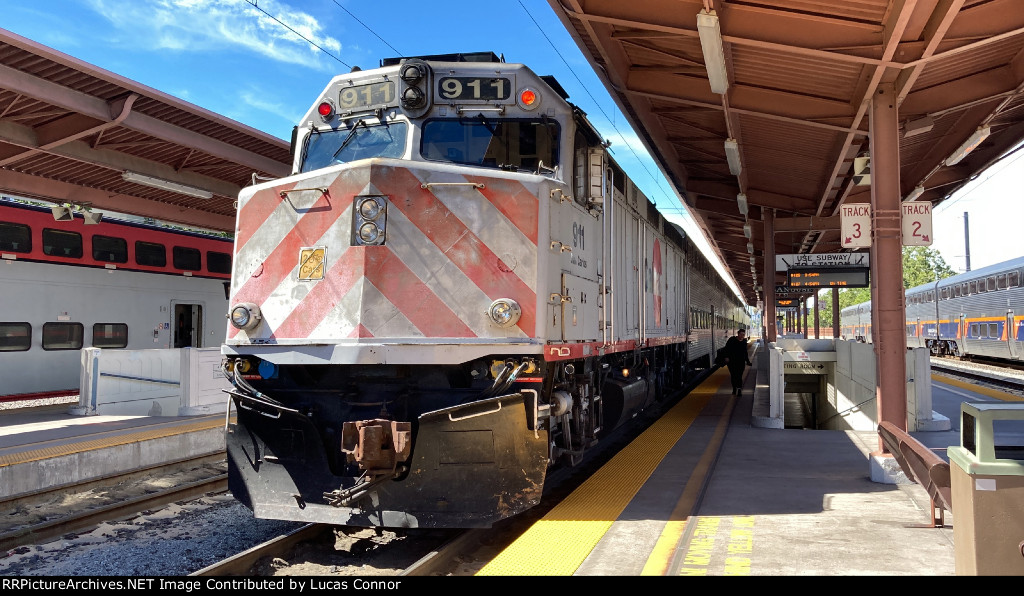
300, 120, 408, 173
420, 117, 559, 172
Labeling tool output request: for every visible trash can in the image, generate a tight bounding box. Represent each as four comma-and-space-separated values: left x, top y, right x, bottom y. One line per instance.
948, 402, 1024, 575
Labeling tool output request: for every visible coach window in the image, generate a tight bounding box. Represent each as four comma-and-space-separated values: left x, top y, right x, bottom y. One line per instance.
0, 221, 31, 252
93, 323, 128, 349
92, 234, 128, 263
998, 274, 1007, 290
988, 323, 999, 338
42, 322, 83, 350
42, 228, 83, 258
969, 281, 977, 294
987, 276, 996, 291
0, 322, 31, 352
135, 241, 167, 267
207, 251, 232, 274
173, 246, 202, 271
954, 285, 961, 298
1010, 271, 1021, 287
969, 323, 979, 338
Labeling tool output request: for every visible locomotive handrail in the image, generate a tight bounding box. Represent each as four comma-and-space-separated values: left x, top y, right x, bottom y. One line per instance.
279, 187, 328, 199
877, 421, 952, 528
448, 401, 502, 422
420, 182, 485, 189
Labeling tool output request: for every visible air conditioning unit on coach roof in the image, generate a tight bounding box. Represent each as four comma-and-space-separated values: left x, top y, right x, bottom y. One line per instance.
853, 153, 871, 186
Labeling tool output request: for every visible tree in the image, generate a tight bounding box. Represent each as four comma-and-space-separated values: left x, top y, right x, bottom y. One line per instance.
812, 246, 954, 326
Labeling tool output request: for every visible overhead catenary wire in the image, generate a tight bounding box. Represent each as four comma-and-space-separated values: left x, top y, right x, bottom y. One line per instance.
243, 0, 351, 68
329, 0, 402, 56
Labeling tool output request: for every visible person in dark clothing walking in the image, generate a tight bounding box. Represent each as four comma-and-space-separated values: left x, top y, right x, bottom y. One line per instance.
723, 329, 752, 395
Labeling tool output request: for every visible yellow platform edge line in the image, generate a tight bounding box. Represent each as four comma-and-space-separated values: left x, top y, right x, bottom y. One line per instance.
932, 373, 1024, 402
0, 417, 227, 468
477, 368, 731, 576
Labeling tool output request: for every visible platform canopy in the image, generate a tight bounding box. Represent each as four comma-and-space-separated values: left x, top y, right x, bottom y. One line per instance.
548, 0, 1024, 304
0, 28, 291, 232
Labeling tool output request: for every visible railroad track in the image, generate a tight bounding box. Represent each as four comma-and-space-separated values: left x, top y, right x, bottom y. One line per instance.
930, 356, 1024, 393
0, 454, 227, 552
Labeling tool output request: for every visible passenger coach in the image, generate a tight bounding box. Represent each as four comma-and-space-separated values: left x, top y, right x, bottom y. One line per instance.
0, 198, 232, 400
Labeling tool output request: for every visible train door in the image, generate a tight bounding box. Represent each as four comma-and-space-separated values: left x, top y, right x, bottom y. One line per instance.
1007, 311, 1018, 359
958, 313, 967, 356
173, 302, 204, 348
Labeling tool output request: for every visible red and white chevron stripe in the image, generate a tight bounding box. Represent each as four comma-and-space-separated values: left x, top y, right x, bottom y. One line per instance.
226, 162, 539, 345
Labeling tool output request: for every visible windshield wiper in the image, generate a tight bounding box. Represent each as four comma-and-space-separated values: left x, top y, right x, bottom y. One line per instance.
333, 120, 366, 160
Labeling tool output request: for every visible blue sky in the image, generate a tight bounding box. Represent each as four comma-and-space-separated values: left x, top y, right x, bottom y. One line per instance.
4, 0, 1019, 289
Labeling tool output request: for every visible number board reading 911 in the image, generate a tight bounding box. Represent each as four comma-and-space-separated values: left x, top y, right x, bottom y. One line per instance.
338, 82, 395, 110
788, 267, 869, 288
438, 77, 512, 101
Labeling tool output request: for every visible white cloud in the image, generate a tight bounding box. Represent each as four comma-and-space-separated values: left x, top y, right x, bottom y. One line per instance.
238, 89, 305, 126
83, 0, 347, 70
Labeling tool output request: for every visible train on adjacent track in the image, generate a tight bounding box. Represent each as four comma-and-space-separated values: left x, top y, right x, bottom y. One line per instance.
220, 52, 750, 529
839, 255, 1024, 361
0, 198, 233, 401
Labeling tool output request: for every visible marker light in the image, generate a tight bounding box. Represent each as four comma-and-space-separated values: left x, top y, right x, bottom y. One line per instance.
229, 303, 262, 331
517, 88, 539, 110
318, 100, 335, 120
487, 298, 522, 328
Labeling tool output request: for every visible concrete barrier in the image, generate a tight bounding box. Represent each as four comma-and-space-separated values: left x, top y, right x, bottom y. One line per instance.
74, 347, 231, 416
754, 339, 949, 432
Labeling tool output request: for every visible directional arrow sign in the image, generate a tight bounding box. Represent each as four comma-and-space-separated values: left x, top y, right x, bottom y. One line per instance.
902, 201, 933, 246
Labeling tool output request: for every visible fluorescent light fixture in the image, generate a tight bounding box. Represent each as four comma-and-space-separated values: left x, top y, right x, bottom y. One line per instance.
750, 265, 756, 273
736, 193, 748, 216
904, 115, 934, 138
945, 126, 990, 166
51, 205, 73, 221
743, 222, 752, 238
746, 242, 754, 254
749, 255, 756, 265
696, 10, 728, 94
724, 138, 742, 175
904, 185, 925, 202
122, 171, 213, 199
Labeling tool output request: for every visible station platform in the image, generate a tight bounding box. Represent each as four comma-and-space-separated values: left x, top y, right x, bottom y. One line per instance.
0, 407, 226, 500
477, 343, 960, 576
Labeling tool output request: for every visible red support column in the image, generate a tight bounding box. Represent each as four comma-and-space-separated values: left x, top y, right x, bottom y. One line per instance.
869, 82, 908, 446
832, 289, 840, 339
814, 291, 820, 339
764, 209, 777, 342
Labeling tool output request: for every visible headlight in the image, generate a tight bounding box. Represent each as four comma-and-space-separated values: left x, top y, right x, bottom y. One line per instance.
487, 298, 521, 328
358, 222, 382, 244
229, 303, 262, 331
358, 197, 383, 220
352, 195, 387, 245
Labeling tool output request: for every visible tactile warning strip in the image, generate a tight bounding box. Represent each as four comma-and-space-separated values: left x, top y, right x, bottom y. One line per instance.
0, 417, 226, 468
